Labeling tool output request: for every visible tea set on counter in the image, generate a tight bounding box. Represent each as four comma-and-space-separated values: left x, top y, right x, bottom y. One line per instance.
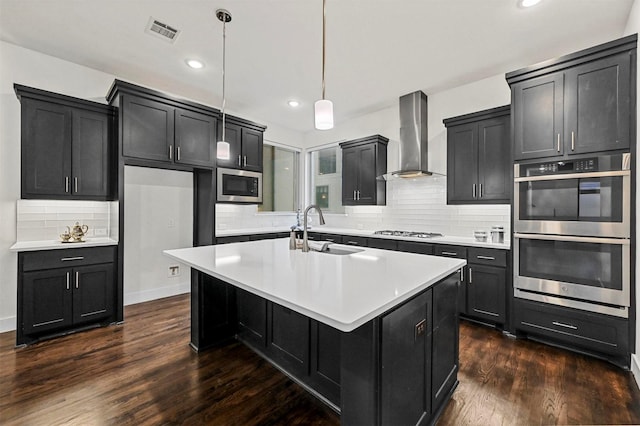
60, 222, 89, 243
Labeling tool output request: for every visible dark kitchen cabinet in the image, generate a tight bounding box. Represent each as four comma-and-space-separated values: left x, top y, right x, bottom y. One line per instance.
309, 321, 341, 406
513, 298, 629, 367
268, 304, 310, 376
119, 95, 217, 168
397, 241, 434, 255
367, 237, 398, 251
380, 289, 432, 424
18, 246, 116, 346
340, 135, 388, 206
434, 245, 468, 315
216, 118, 265, 172
15, 85, 116, 200
444, 105, 510, 204
507, 35, 636, 160
431, 273, 459, 412
236, 288, 267, 348
466, 248, 507, 325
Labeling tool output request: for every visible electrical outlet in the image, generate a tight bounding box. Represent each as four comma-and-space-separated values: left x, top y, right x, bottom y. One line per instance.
95, 228, 107, 236
415, 319, 427, 341
168, 265, 180, 277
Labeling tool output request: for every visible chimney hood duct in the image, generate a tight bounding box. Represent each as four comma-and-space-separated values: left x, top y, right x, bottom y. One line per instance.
382, 90, 437, 179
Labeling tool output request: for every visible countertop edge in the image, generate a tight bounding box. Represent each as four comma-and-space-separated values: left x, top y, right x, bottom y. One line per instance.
10, 238, 119, 252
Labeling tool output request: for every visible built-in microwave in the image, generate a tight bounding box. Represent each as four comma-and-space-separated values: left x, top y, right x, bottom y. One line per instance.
217, 167, 262, 203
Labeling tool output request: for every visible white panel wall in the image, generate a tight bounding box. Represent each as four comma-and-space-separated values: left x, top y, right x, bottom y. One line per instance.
624, 0, 640, 389
123, 166, 192, 305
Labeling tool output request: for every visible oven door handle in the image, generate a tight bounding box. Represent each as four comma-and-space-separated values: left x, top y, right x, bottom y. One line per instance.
514, 233, 630, 245
514, 169, 629, 182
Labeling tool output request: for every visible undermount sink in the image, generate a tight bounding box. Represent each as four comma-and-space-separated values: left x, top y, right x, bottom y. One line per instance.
314, 245, 364, 256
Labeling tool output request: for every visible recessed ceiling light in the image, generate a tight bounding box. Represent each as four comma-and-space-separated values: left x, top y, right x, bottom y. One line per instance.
186, 59, 204, 69
520, 0, 541, 7
288, 100, 300, 107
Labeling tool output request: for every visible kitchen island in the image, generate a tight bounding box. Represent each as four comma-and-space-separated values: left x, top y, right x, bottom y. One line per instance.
164, 238, 466, 425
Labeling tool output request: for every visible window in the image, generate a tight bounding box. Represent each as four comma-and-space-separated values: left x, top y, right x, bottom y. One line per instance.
308, 146, 344, 214
259, 144, 299, 212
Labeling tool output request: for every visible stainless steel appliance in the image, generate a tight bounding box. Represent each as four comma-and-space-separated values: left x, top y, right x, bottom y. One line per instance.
513, 153, 631, 318
374, 230, 443, 238
514, 153, 630, 237
217, 167, 262, 203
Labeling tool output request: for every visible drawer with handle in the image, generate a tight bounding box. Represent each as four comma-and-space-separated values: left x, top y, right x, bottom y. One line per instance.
434, 245, 467, 259
342, 236, 368, 247
467, 247, 506, 267
22, 246, 116, 272
514, 299, 629, 356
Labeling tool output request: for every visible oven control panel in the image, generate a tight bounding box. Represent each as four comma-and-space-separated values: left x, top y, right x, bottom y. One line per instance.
519, 153, 630, 177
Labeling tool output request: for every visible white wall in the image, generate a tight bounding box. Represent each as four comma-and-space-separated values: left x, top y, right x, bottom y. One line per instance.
123, 166, 192, 305
624, 0, 640, 388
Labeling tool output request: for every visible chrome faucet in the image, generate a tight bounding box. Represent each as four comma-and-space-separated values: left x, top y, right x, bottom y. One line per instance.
301, 204, 326, 252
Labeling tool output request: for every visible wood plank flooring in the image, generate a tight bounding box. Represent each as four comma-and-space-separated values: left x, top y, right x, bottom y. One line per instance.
1, 294, 639, 425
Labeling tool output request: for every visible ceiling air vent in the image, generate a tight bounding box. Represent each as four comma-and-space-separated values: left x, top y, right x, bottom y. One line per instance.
145, 17, 180, 43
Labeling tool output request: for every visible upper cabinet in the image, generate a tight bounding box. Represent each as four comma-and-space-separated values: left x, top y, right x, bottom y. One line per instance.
507, 34, 636, 161
340, 135, 388, 206
216, 117, 266, 172
444, 105, 511, 204
107, 80, 221, 170
15, 84, 116, 201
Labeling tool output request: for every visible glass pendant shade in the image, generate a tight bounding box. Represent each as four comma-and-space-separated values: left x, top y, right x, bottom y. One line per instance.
216, 140, 230, 160
314, 99, 334, 130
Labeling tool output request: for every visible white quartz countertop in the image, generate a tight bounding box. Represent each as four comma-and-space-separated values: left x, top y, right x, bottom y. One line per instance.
9, 238, 118, 252
216, 226, 510, 250
164, 238, 466, 332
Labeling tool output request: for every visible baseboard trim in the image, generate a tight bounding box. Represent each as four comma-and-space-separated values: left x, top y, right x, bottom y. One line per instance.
124, 281, 190, 306
0, 317, 16, 333
632, 354, 640, 391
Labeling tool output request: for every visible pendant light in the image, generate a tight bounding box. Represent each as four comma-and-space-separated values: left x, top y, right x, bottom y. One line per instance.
314, 0, 333, 130
216, 9, 232, 160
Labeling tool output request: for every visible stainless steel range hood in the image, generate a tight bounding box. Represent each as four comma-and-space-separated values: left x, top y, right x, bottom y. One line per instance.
382, 90, 439, 179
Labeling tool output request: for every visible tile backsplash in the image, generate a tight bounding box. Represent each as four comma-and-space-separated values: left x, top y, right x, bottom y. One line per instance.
216, 177, 510, 238
16, 200, 117, 241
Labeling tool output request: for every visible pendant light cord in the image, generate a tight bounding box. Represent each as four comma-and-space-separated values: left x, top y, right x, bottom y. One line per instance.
221, 17, 227, 142
322, 0, 326, 100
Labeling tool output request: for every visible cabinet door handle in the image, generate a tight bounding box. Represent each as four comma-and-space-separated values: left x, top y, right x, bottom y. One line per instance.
460, 268, 464, 282
169, 145, 173, 160
357, 190, 361, 200
557, 134, 561, 152
61, 256, 84, 262
479, 183, 483, 198
75, 271, 79, 289
74, 177, 78, 193
552, 321, 577, 330
177, 146, 181, 161
238, 155, 242, 166
571, 131, 575, 151
468, 267, 473, 284
346, 241, 360, 246
243, 156, 247, 167
353, 190, 356, 200
472, 183, 476, 198
65, 177, 70, 193
477, 255, 495, 260
66, 272, 70, 290
441, 251, 458, 256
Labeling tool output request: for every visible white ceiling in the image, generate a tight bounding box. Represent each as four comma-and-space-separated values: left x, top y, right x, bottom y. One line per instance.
0, 0, 634, 133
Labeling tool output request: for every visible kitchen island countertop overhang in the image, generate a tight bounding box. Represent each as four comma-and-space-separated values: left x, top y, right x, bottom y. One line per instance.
163, 238, 466, 332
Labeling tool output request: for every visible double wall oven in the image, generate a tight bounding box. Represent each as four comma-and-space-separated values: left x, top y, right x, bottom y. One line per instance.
513, 153, 631, 318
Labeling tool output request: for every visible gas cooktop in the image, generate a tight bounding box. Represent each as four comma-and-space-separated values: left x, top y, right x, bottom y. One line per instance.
374, 230, 443, 239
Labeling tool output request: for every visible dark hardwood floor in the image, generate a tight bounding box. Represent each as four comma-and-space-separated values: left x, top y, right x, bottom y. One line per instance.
1, 294, 639, 425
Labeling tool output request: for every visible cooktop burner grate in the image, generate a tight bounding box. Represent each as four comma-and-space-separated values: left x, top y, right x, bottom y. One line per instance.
374, 230, 443, 238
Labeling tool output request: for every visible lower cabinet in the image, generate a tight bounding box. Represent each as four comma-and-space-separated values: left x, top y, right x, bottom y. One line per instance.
269, 304, 310, 377
380, 288, 432, 424
466, 248, 507, 324
513, 298, 629, 367
18, 246, 116, 345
